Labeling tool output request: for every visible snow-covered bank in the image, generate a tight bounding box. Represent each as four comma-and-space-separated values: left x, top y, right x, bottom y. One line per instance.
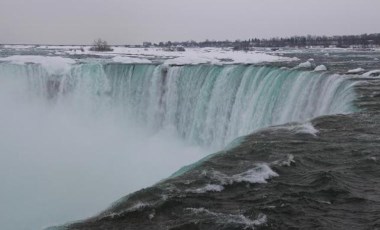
1, 46, 299, 65
0, 55, 75, 74
87, 47, 299, 65
112, 56, 152, 64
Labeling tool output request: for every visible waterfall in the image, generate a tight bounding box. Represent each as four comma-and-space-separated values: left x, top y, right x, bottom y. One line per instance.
0, 62, 357, 148
0, 61, 358, 230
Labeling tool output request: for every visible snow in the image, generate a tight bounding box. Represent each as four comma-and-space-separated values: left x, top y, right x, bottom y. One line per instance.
62, 46, 298, 65
314, 65, 327, 71
112, 56, 152, 64
163, 56, 219, 65
1, 46, 301, 68
0, 55, 75, 75
37, 45, 85, 50
161, 49, 297, 65
3, 45, 35, 49
347, 67, 365, 74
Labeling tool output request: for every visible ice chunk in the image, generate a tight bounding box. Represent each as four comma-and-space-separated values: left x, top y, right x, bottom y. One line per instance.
297, 61, 312, 68
362, 69, 380, 77
187, 184, 225, 193
314, 65, 327, 71
347, 68, 365, 74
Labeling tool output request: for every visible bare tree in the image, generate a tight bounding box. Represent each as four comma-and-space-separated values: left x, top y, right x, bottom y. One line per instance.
90, 38, 113, 51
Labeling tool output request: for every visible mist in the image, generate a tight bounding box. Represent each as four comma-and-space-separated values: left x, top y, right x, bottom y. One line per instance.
0, 65, 208, 229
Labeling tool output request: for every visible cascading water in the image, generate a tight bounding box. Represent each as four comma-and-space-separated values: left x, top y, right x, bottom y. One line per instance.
0, 60, 358, 230
103, 63, 356, 147
2, 62, 357, 148
13, 62, 355, 147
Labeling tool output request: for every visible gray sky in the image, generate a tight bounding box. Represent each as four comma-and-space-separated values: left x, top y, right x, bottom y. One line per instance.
0, 0, 379, 45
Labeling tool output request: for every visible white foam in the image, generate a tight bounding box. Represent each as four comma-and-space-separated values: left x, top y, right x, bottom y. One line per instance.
187, 184, 224, 193
148, 211, 155, 220
280, 154, 295, 167
0, 55, 75, 75
126, 202, 150, 212
231, 164, 279, 184
206, 163, 279, 185
186, 207, 267, 228
295, 122, 319, 136
106, 202, 150, 219
273, 122, 319, 136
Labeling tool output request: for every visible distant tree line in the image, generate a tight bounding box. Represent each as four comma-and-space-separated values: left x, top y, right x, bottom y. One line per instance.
145, 33, 380, 50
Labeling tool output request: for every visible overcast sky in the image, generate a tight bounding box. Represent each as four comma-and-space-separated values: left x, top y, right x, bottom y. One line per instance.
0, 0, 379, 45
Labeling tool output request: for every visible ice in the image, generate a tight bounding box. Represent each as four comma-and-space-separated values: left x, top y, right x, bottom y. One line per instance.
3, 45, 35, 49
112, 56, 152, 64
63, 46, 298, 65
0, 55, 75, 75
347, 67, 365, 74
362, 69, 380, 77
163, 50, 298, 65
2, 46, 298, 66
164, 56, 219, 65
296, 61, 313, 68
314, 65, 327, 71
